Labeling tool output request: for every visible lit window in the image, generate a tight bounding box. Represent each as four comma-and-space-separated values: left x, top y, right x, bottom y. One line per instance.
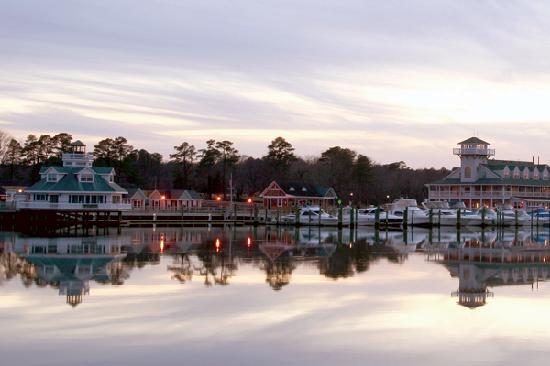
47, 174, 57, 182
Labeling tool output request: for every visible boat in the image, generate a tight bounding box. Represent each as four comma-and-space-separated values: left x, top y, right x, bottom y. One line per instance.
342, 206, 402, 226
280, 206, 338, 225
497, 205, 531, 226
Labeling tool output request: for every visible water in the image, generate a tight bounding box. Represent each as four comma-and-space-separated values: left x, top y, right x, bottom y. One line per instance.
2, 226, 550, 365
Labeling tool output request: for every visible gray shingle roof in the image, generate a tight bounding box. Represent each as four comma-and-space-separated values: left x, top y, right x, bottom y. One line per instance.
458, 137, 490, 145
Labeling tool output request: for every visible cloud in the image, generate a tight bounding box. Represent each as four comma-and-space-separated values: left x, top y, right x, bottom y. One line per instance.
1, 0, 550, 167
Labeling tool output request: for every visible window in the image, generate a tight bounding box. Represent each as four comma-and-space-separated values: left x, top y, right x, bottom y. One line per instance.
80, 173, 94, 183
47, 173, 57, 182
34, 194, 48, 201
464, 167, 472, 179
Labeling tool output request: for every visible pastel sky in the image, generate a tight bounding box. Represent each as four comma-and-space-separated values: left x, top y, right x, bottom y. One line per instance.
1, 0, 550, 168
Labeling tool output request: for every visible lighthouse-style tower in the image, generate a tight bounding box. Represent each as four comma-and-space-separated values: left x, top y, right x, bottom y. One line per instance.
453, 137, 495, 183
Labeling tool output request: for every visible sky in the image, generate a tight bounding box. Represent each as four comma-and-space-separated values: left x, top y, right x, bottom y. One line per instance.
1, 0, 550, 168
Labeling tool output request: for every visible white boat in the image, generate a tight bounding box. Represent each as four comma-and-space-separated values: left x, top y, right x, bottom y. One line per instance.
391, 206, 430, 226
342, 207, 402, 226
280, 206, 338, 225
498, 206, 531, 226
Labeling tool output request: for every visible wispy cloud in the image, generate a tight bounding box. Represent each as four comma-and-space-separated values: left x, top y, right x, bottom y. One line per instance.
1, 0, 550, 167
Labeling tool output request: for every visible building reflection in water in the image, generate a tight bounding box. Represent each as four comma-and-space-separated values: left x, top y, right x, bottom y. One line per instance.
0, 235, 126, 306
3, 226, 550, 307
426, 229, 550, 308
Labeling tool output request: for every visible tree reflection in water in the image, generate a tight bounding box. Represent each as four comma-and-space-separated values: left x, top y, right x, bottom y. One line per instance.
3, 227, 550, 307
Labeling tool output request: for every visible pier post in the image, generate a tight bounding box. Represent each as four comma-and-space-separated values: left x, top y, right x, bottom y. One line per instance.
515, 209, 518, 228
456, 209, 461, 229
253, 205, 259, 226
429, 209, 433, 228
403, 207, 408, 229
481, 207, 486, 227
295, 207, 300, 227
375, 207, 380, 229
349, 207, 354, 228
338, 206, 343, 229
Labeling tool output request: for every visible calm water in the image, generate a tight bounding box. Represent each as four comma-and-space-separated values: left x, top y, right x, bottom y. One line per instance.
2, 226, 550, 365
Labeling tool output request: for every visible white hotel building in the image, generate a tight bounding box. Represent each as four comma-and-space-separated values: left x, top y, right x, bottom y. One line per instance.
426, 137, 550, 209
16, 141, 130, 211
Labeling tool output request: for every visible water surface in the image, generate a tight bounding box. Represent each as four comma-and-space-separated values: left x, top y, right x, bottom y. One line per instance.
1, 226, 550, 366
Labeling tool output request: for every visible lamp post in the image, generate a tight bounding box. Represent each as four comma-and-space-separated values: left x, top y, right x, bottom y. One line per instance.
349, 192, 354, 206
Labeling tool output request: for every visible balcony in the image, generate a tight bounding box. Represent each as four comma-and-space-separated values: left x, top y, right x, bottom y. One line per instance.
15, 201, 132, 211
453, 147, 495, 156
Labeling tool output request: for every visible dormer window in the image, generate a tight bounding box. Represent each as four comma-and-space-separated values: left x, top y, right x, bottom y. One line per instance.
80, 173, 94, 183
289, 187, 295, 192
47, 173, 58, 182
302, 187, 307, 192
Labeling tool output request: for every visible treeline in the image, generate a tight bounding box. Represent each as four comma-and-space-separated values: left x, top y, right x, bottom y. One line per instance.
0, 131, 449, 205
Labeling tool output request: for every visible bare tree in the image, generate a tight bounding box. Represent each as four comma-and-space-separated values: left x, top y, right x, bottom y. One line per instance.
0, 129, 12, 163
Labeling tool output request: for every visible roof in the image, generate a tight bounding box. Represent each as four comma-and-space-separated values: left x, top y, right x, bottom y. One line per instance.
458, 137, 490, 145
126, 188, 147, 199
39, 166, 115, 175
277, 182, 336, 198
27, 169, 126, 193
71, 140, 85, 146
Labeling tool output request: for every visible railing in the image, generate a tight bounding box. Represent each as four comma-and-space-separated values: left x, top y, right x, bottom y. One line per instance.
429, 191, 550, 200
61, 153, 94, 160
15, 201, 132, 211
453, 147, 495, 156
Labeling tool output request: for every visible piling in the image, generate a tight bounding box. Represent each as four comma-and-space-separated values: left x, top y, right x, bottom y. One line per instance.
375, 207, 380, 229
338, 206, 343, 229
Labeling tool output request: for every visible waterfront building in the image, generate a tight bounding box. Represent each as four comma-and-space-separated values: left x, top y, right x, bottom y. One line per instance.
15, 141, 130, 211
426, 137, 550, 209
126, 188, 147, 209
145, 189, 204, 210
260, 181, 337, 209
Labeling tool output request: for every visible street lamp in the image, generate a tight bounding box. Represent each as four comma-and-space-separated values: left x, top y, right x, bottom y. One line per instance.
349, 192, 354, 206
386, 195, 390, 202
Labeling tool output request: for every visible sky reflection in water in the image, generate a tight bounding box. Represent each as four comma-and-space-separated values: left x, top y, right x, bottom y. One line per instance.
1, 226, 550, 366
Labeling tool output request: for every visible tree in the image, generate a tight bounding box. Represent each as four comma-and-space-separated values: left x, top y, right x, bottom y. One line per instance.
0, 130, 11, 163
170, 142, 196, 188
264, 136, 297, 170
198, 139, 221, 169
2, 139, 23, 182
94, 136, 133, 173
353, 154, 374, 204
215, 140, 239, 199
22, 134, 40, 166
51, 133, 73, 156
319, 146, 357, 195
